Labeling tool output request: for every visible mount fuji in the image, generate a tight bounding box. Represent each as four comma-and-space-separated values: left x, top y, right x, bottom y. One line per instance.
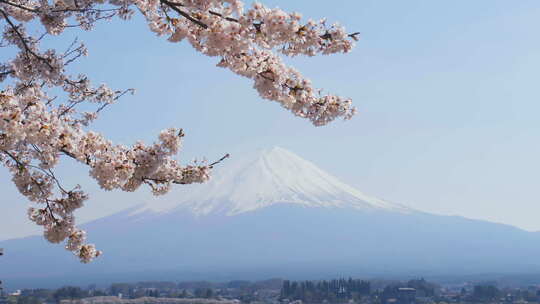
132, 146, 408, 216
2, 147, 540, 288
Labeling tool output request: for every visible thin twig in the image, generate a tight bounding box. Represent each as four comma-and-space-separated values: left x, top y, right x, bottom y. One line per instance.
208, 153, 230, 168
160, 0, 208, 29
0, 8, 54, 70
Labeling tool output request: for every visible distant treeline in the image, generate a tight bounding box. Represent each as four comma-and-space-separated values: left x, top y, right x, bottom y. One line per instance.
382, 279, 436, 298
108, 279, 282, 298
13, 277, 540, 304
4, 280, 284, 304
280, 278, 370, 302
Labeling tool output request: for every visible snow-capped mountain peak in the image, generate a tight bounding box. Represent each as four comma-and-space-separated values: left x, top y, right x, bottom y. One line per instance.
133, 147, 409, 216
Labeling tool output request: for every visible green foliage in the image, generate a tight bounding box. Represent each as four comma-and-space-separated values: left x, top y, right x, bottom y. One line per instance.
406, 278, 436, 297
179, 290, 188, 298
110, 284, 133, 297
280, 278, 370, 303
15, 296, 40, 304
473, 285, 500, 302
7, 296, 18, 304
193, 288, 213, 299
53, 286, 89, 303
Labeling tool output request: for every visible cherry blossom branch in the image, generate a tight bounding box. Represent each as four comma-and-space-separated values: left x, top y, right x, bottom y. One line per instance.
1, 0, 358, 263
0, 9, 55, 70
1, 149, 26, 170
160, 0, 208, 29
0, 0, 37, 13
0, 0, 121, 14
0, 9, 34, 56
0, 69, 13, 78
208, 153, 230, 167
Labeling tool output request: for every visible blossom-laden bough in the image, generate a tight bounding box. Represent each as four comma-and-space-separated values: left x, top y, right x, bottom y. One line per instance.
0, 0, 358, 263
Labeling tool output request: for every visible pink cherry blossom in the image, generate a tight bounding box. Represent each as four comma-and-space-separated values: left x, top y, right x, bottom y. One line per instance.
0, 0, 358, 262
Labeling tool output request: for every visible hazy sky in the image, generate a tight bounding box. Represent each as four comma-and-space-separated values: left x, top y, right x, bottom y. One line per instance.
2, 0, 540, 240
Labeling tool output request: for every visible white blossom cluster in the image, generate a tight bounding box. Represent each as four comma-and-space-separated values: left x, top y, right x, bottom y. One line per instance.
0, 0, 357, 262
141, 0, 358, 125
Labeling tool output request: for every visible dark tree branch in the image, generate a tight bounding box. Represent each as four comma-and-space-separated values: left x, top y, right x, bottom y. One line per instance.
0, 0, 37, 12
209, 153, 230, 168
160, 0, 208, 29
0, 8, 54, 69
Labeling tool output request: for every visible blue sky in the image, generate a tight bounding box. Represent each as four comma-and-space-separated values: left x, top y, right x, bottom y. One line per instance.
2, 0, 540, 239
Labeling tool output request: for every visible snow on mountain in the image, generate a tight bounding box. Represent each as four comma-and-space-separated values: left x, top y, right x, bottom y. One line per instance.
5, 147, 540, 289
132, 146, 410, 216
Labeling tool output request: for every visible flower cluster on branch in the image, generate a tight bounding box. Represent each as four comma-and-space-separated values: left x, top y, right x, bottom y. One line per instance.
0, 0, 357, 262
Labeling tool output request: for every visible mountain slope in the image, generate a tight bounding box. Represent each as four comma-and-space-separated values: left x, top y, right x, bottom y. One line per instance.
132, 147, 408, 216
1, 147, 540, 289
